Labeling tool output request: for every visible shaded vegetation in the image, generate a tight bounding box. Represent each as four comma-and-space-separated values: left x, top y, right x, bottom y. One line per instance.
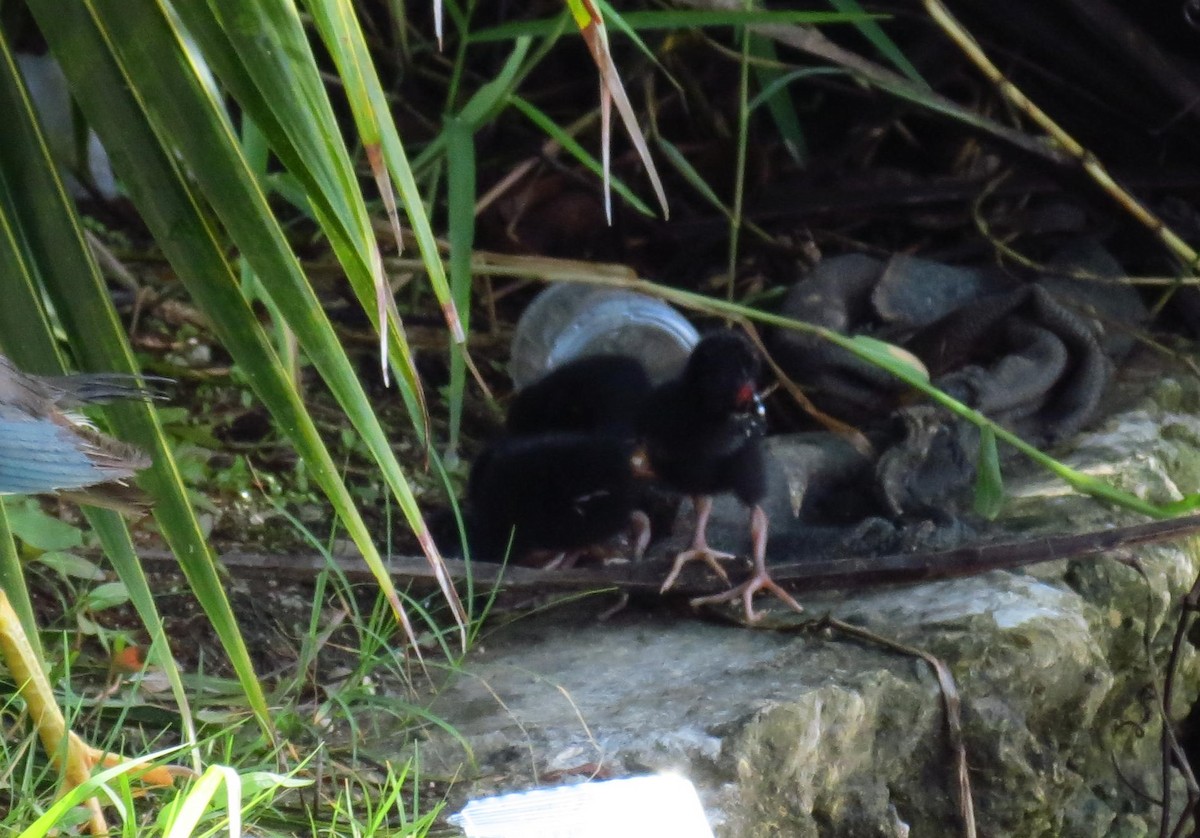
4, 0, 1200, 833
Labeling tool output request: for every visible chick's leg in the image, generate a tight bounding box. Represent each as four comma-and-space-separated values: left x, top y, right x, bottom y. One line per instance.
628, 510, 652, 561
660, 496, 734, 592
689, 505, 804, 622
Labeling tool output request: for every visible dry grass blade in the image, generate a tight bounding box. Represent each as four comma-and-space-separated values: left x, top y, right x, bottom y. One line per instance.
572, 0, 670, 221
365, 146, 406, 388
737, 321, 873, 455
821, 616, 977, 838
1130, 556, 1200, 838
922, 0, 1199, 273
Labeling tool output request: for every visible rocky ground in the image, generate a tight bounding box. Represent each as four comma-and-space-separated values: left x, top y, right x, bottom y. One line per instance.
403, 348, 1200, 837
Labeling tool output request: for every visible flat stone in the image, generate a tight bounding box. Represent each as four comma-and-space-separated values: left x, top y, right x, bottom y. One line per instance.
414, 351, 1200, 836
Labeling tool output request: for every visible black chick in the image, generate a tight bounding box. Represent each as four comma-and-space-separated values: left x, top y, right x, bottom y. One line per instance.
503, 354, 656, 564
506, 354, 652, 438
639, 330, 803, 622
465, 433, 652, 565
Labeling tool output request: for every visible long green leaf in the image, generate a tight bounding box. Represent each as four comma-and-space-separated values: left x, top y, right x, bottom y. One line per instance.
826, 0, 928, 88
92, 0, 467, 641
177, 3, 470, 633
26, 0, 368, 732
974, 426, 1004, 519
303, 0, 465, 344
0, 491, 38, 663
510, 96, 655, 217
749, 36, 806, 166
0, 18, 234, 746
478, 267, 1200, 520
654, 136, 774, 243
445, 117, 474, 462
175, 1, 428, 428
457, 36, 532, 127
443, 38, 528, 458
17, 747, 183, 838
0, 115, 203, 761
158, 0, 468, 633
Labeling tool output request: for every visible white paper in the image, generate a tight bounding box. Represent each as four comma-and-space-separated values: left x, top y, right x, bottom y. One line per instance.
450, 774, 714, 838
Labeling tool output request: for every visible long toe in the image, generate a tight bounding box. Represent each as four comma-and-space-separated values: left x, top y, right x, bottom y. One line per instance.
689, 570, 804, 623
660, 546, 735, 593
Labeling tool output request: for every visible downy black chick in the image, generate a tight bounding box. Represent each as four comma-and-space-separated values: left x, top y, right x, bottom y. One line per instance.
503, 353, 656, 563
639, 330, 804, 621
465, 433, 652, 564
0, 353, 158, 497
506, 354, 652, 438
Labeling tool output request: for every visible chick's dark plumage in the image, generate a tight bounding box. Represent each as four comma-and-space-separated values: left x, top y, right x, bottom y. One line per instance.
482, 354, 655, 567
465, 433, 647, 563
506, 354, 652, 437
639, 330, 803, 621
640, 333, 766, 500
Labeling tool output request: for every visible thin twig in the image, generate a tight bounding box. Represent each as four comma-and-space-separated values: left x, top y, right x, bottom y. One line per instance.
1121, 556, 1200, 838
1163, 567, 1200, 838
819, 617, 976, 838
129, 513, 1200, 599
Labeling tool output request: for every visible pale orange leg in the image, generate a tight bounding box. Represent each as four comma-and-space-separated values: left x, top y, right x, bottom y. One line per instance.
628, 510, 651, 561
660, 496, 734, 593
689, 505, 805, 622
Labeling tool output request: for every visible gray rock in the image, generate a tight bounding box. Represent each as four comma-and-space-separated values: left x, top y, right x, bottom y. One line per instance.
414, 351, 1200, 837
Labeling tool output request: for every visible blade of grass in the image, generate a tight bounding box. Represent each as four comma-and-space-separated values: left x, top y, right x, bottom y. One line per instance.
443, 37, 529, 459
30, 0, 418, 718
240, 117, 299, 385
748, 67, 845, 112
175, 1, 429, 432
751, 19, 1070, 166
442, 0, 477, 113
303, 0, 467, 344
0, 27, 207, 756
748, 35, 806, 165
16, 746, 181, 838
162, 764, 241, 838
457, 37, 531, 126
88, 0, 469, 644
0, 195, 50, 669
511, 96, 656, 217
654, 136, 774, 242
314, 0, 438, 388
445, 117, 474, 464
974, 426, 1004, 519
727, 7, 751, 297
412, 16, 571, 175
827, 0, 928, 88
569, 0, 670, 220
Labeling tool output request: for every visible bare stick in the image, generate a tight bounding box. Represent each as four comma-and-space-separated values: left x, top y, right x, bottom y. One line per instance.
820, 617, 976, 838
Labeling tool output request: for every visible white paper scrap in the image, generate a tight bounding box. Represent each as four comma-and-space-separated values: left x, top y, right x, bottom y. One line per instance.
449, 773, 714, 838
